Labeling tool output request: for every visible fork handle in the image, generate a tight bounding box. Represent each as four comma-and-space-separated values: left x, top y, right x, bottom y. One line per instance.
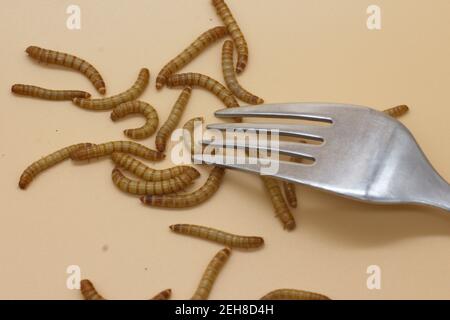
417, 174, 450, 212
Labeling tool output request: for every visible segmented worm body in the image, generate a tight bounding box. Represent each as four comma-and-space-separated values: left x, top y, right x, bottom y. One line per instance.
111, 101, 159, 140
19, 142, 93, 189
167, 73, 239, 108
260, 289, 331, 300
112, 168, 200, 195
26, 46, 106, 94
80, 279, 105, 300
221, 40, 263, 104
141, 166, 225, 208
70, 141, 164, 161
155, 87, 192, 152
111, 152, 198, 182
156, 26, 228, 89
383, 105, 409, 118
72, 68, 149, 110
191, 247, 232, 300
183, 117, 204, 156
212, 0, 249, 73
282, 182, 297, 208
11, 84, 90, 100
151, 289, 172, 300
170, 224, 264, 249
261, 176, 296, 230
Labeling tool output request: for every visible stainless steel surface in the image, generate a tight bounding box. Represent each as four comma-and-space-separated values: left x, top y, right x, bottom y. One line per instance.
194, 103, 450, 212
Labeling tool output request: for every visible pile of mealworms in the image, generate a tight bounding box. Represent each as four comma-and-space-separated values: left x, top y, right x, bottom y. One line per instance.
13, 0, 410, 300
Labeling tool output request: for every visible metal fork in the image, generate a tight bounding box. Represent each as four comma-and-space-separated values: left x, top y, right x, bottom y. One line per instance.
193, 103, 450, 212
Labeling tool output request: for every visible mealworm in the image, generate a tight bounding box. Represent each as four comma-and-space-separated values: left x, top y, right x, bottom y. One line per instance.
383, 105, 409, 118
155, 87, 192, 152
11, 84, 90, 100
111, 152, 198, 182
110, 101, 159, 140
112, 167, 200, 195
191, 247, 232, 300
221, 40, 263, 104
183, 117, 204, 156
170, 224, 264, 249
19, 142, 93, 189
25, 46, 106, 94
261, 176, 296, 230
260, 289, 331, 300
72, 68, 149, 110
282, 182, 297, 208
70, 141, 164, 162
151, 289, 172, 300
212, 0, 249, 73
156, 26, 228, 89
167, 73, 239, 108
141, 166, 225, 208
80, 279, 105, 300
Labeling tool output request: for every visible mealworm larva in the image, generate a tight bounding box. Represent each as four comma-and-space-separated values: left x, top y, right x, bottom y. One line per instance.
221, 40, 263, 104
25, 46, 106, 94
282, 181, 297, 208
70, 141, 164, 162
112, 167, 200, 195
11, 84, 90, 100
261, 176, 296, 230
141, 166, 225, 208
260, 289, 331, 300
72, 68, 149, 110
383, 105, 409, 118
155, 87, 192, 152
167, 73, 239, 108
80, 279, 105, 300
151, 289, 172, 300
170, 224, 264, 249
183, 117, 204, 156
19, 142, 93, 189
111, 152, 198, 182
156, 26, 228, 89
110, 101, 159, 140
212, 0, 249, 74
191, 247, 232, 300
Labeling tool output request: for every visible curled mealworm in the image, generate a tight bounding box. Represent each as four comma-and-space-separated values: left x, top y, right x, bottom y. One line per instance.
170, 224, 264, 249
19, 142, 93, 189
112, 167, 200, 195
110, 101, 159, 140
212, 0, 249, 73
151, 289, 172, 300
80, 279, 105, 300
141, 166, 225, 208
156, 26, 228, 89
155, 87, 192, 152
111, 152, 198, 182
282, 182, 297, 208
183, 117, 204, 157
26, 46, 106, 94
70, 141, 164, 162
260, 289, 331, 300
72, 68, 149, 110
261, 176, 296, 230
383, 105, 409, 118
167, 73, 239, 108
11, 84, 90, 100
221, 40, 263, 104
191, 247, 232, 300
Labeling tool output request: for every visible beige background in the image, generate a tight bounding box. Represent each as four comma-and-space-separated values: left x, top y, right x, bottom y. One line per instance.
0, 0, 449, 300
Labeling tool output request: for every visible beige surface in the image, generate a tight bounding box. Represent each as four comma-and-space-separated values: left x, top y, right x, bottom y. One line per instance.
0, 0, 449, 300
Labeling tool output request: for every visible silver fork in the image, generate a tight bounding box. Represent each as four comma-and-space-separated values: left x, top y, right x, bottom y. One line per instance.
193, 103, 450, 212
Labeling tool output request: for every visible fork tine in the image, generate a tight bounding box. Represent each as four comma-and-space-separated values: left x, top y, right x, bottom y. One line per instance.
206, 123, 328, 141
201, 138, 319, 160
214, 103, 362, 121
